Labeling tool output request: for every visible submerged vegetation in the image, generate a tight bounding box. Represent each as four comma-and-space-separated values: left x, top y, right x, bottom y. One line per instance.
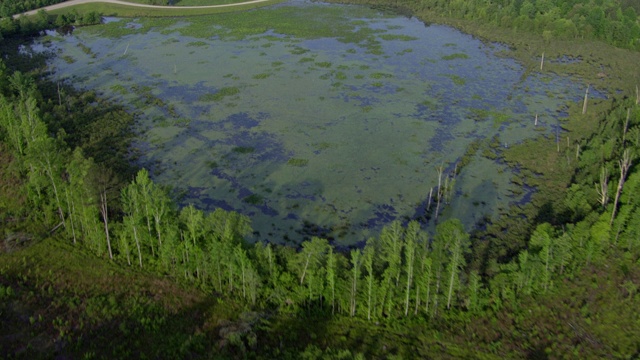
1, 0, 640, 358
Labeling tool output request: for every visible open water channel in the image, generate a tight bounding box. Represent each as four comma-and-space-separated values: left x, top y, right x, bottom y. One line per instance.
32, 0, 600, 245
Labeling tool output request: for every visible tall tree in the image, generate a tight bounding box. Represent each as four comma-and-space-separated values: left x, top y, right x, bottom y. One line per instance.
529, 223, 555, 292
121, 183, 144, 267
90, 166, 119, 259
434, 219, 470, 310
293, 237, 328, 306
362, 238, 377, 320
379, 221, 404, 316
349, 248, 362, 317
66, 149, 101, 251
403, 221, 421, 316
180, 205, 205, 280
326, 246, 337, 315
611, 148, 633, 224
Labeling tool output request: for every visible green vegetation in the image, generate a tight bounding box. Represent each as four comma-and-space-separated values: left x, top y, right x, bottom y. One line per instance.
444, 73, 466, 85
333, 0, 640, 50
369, 72, 392, 79
243, 193, 263, 205
252, 72, 272, 79
287, 158, 309, 167
1, 0, 640, 358
441, 52, 469, 60
378, 33, 418, 41
232, 146, 255, 154
211, 86, 240, 101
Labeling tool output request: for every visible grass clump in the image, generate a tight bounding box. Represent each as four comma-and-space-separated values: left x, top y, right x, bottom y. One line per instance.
441, 53, 469, 60
211, 87, 240, 101
444, 74, 466, 85
232, 146, 255, 154
379, 34, 418, 41
62, 55, 75, 64
186, 41, 208, 47
243, 194, 263, 205
253, 73, 272, 79
287, 158, 309, 167
289, 46, 309, 55
110, 84, 128, 95
370, 72, 393, 79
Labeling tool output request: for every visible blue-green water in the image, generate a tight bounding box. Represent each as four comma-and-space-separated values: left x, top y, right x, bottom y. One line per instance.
33, 1, 597, 245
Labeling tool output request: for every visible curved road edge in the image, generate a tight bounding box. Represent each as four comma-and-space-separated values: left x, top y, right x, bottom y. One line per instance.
14, 0, 273, 18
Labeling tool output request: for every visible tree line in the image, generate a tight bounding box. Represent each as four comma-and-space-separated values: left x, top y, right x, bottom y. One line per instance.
333, 0, 640, 50
0, 62, 479, 317
2, 60, 640, 329
0, 9, 102, 39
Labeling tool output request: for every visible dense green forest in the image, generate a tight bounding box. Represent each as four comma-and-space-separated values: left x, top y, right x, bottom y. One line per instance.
1, 0, 640, 358
334, 0, 640, 50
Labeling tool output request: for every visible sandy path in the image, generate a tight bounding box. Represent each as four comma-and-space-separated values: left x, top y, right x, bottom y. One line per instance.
15, 0, 272, 17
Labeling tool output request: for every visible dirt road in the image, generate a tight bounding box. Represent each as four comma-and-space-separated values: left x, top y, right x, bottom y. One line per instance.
15, 0, 272, 17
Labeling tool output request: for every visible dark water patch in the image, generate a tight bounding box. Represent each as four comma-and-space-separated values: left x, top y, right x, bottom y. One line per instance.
285, 191, 317, 201
336, 90, 379, 107
361, 203, 398, 229
219, 112, 265, 130
199, 197, 235, 212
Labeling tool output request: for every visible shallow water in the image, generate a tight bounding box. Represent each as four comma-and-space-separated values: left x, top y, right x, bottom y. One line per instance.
35, 1, 600, 245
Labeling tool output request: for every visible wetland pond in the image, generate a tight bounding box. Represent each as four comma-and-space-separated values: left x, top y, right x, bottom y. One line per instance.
34, 0, 602, 245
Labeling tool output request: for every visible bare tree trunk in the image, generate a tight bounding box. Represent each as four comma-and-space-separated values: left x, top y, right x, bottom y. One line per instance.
414, 281, 420, 315
65, 189, 76, 245
99, 187, 113, 259
596, 167, 609, 208
611, 149, 632, 225
435, 165, 444, 221
133, 224, 142, 267
582, 85, 589, 114
45, 159, 65, 230
540, 52, 544, 71
57, 82, 62, 106
623, 108, 630, 144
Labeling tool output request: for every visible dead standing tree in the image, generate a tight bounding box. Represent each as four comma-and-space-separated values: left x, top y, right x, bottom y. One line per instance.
610, 149, 633, 225
596, 167, 609, 208
582, 85, 590, 115
91, 167, 119, 260
435, 164, 444, 221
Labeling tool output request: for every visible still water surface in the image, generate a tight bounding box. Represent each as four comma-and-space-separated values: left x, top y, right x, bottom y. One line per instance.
34, 1, 597, 245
